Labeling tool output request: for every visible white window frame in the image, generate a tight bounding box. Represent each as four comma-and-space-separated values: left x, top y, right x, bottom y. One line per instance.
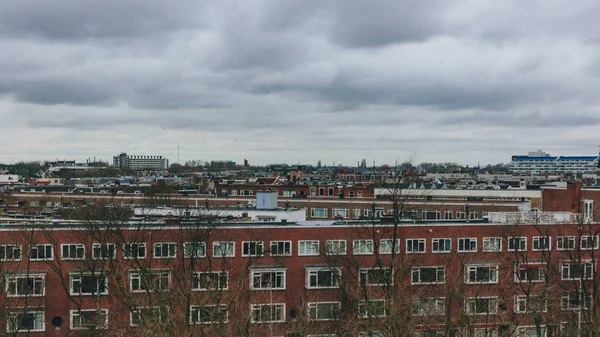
431, 238, 451, 253
70, 272, 108, 296
353, 239, 374, 255
250, 303, 286, 323
130, 306, 169, 327
465, 296, 499, 315
306, 268, 341, 289
482, 237, 502, 252
411, 266, 445, 285
250, 269, 286, 290
359, 268, 394, 286
580, 235, 599, 250
299, 240, 319, 256
129, 270, 171, 293
379, 239, 400, 254
123, 243, 146, 259
556, 236, 576, 251
189, 305, 229, 325
6, 274, 45, 297
561, 261, 593, 280
70, 309, 109, 330
412, 297, 446, 316
0, 244, 22, 261
92, 243, 116, 260
514, 262, 547, 283
213, 241, 235, 258
153, 242, 176, 259
357, 299, 388, 318
508, 237, 527, 252
532, 236, 551, 251
29, 244, 53, 261
458, 238, 477, 252
307, 302, 341, 321
406, 238, 426, 254
192, 271, 228, 291
61, 243, 85, 260
325, 240, 347, 255
183, 242, 207, 258
514, 295, 547, 314
270, 241, 292, 256
465, 264, 499, 284
7, 310, 45, 332
242, 241, 264, 257
332, 208, 349, 218
311, 207, 329, 219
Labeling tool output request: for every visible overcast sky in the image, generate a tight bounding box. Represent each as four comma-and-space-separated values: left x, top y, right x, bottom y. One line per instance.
1, 0, 600, 166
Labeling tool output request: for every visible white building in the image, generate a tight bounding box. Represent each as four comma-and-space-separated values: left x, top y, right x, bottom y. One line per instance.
113, 153, 168, 171
509, 150, 599, 174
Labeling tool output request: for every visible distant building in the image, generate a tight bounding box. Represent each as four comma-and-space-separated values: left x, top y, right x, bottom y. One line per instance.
209, 160, 236, 169
113, 153, 168, 171
509, 150, 599, 174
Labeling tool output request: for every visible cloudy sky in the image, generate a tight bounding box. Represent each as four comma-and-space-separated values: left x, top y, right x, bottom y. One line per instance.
1, 0, 600, 166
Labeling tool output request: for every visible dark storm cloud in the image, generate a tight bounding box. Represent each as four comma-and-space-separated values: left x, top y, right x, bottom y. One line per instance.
1, 0, 600, 165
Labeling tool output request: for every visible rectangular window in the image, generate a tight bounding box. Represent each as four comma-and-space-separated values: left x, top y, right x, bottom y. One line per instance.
192, 271, 228, 291
130, 307, 169, 327
190, 305, 228, 324
250, 303, 285, 323
483, 237, 502, 252
7, 311, 45, 332
332, 208, 349, 218
311, 207, 328, 218
270, 241, 292, 256
92, 243, 115, 260
561, 261, 593, 280
514, 295, 547, 313
299, 240, 319, 256
465, 297, 498, 315
153, 242, 176, 258
123, 243, 146, 259
306, 268, 340, 289
406, 239, 426, 253
29, 244, 53, 261
581, 236, 598, 250
444, 210, 453, 220
213, 241, 235, 258
353, 208, 361, 218
308, 302, 340, 321
130, 271, 170, 292
251, 269, 286, 290
456, 211, 466, 219
413, 297, 446, 316
319, 188, 325, 196
70, 309, 109, 330
465, 265, 498, 284
556, 236, 576, 250
358, 300, 388, 318
61, 244, 85, 260
183, 242, 207, 258
412, 266, 445, 284
325, 240, 347, 255
70, 273, 108, 295
379, 239, 400, 254
532, 237, 551, 251
328, 187, 334, 196
515, 262, 547, 283
359, 268, 393, 286
432, 238, 451, 253
562, 290, 591, 310
353, 240, 374, 255
6, 274, 45, 297
508, 237, 527, 252
0, 245, 22, 261
242, 241, 264, 257
458, 238, 477, 252
310, 187, 316, 196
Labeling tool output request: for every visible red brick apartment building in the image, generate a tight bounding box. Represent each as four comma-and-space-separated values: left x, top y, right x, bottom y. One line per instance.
0, 212, 598, 336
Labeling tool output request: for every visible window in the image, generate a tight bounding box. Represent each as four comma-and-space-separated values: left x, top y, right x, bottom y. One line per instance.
306, 268, 340, 289
299, 240, 319, 256
242, 241, 264, 257
515, 262, 547, 283
192, 271, 228, 291
251, 269, 286, 290
6, 274, 45, 297
483, 237, 502, 252
353, 240, 374, 255
380, 239, 400, 254
515, 295, 547, 313
516, 326, 547, 337
328, 187, 335, 196
458, 238, 477, 252
130, 271, 170, 292
70, 273, 108, 295
432, 238, 451, 253
325, 240, 347, 255
70, 309, 109, 330
308, 302, 340, 321
406, 239, 425, 253
353, 208, 361, 218
92, 243, 115, 260
412, 266, 445, 284
359, 268, 393, 286
29, 244, 53, 261
130, 307, 169, 327
580, 236, 598, 250
0, 245, 22, 261
332, 208, 349, 218
154, 242, 176, 258
190, 305, 228, 324
358, 299, 388, 318
213, 241, 235, 258
465, 297, 498, 315
250, 303, 285, 323
532, 237, 551, 251
557, 236, 576, 250
270, 241, 292, 256
562, 290, 591, 310
584, 199, 594, 221
561, 261, 593, 280
7, 310, 45, 332
508, 237, 527, 251
61, 244, 85, 260
413, 297, 446, 316
444, 210, 453, 220
124, 243, 146, 259
183, 242, 206, 258
310, 187, 316, 196
465, 264, 498, 284
311, 208, 328, 218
